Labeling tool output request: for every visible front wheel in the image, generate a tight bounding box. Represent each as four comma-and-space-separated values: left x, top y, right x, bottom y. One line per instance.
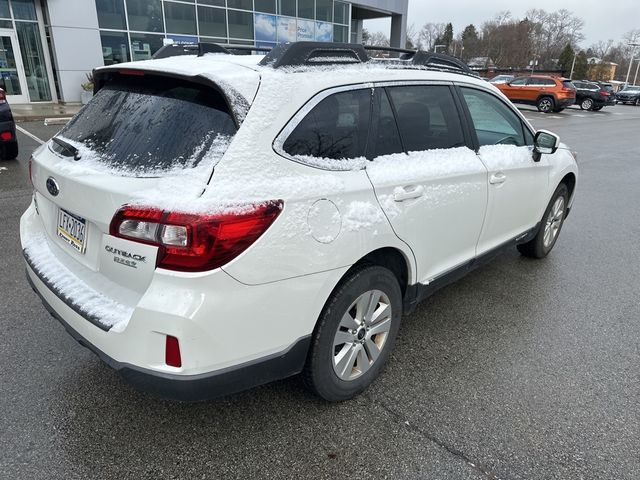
517, 183, 569, 259
537, 97, 554, 113
303, 265, 402, 401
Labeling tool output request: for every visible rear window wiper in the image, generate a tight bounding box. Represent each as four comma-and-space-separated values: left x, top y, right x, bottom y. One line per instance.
51, 136, 82, 160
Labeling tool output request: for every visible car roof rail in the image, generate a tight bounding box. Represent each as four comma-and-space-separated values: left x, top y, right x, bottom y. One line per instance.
259, 41, 368, 68
364, 46, 475, 75
153, 42, 272, 60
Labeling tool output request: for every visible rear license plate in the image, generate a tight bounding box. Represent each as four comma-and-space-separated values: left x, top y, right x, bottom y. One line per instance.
57, 208, 87, 254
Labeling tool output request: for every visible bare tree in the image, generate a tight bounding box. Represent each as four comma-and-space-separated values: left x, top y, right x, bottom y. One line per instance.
590, 39, 614, 60
526, 9, 585, 61
418, 22, 446, 52
364, 31, 390, 47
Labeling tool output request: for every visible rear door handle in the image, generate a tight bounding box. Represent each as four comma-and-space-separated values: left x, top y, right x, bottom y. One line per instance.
393, 185, 425, 202
489, 172, 507, 185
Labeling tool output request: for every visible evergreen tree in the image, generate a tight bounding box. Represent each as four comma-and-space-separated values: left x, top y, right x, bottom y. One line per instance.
572, 51, 589, 79
442, 23, 454, 50
558, 43, 575, 76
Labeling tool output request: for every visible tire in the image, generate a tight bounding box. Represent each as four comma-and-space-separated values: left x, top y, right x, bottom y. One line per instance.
303, 265, 402, 401
635, 98, 640, 106
592, 106, 603, 111
553, 107, 565, 113
580, 98, 594, 110
517, 183, 569, 259
536, 96, 554, 113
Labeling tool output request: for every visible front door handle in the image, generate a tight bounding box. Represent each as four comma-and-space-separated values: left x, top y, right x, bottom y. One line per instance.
489, 172, 507, 185
393, 184, 425, 202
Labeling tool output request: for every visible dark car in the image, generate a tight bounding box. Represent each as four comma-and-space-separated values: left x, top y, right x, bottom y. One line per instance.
594, 81, 616, 107
0, 88, 18, 160
572, 80, 613, 111
616, 85, 640, 105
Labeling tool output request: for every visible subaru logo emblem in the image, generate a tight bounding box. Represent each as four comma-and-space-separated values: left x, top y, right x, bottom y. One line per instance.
46, 177, 59, 196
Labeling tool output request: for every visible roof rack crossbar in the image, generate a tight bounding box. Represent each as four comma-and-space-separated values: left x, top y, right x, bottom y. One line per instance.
259, 42, 368, 68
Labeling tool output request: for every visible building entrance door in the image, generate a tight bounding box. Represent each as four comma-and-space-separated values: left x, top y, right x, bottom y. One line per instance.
0, 29, 28, 103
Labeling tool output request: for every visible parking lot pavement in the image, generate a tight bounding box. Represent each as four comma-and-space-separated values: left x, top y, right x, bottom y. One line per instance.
2, 108, 640, 479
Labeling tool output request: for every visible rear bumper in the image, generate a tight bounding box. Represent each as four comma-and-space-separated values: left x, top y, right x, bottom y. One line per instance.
26, 269, 310, 401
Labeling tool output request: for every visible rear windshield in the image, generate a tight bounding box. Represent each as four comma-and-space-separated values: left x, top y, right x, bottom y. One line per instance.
562, 81, 576, 89
57, 74, 237, 174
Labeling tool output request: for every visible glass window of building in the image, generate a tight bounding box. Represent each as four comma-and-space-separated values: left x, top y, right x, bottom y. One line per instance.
227, 0, 252, 10
127, 0, 164, 33
197, 6, 226, 38
15, 22, 52, 101
254, 0, 275, 14
130, 33, 164, 60
0, 35, 22, 96
297, 0, 313, 20
164, 1, 196, 35
334, 1, 347, 24
228, 10, 253, 40
278, 0, 296, 17
12, 0, 37, 20
100, 31, 131, 65
0, 0, 10, 18
316, 0, 332, 22
333, 25, 347, 42
197, 0, 224, 6
96, 0, 127, 30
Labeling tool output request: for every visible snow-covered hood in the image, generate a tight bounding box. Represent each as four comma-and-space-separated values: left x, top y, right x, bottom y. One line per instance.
94, 54, 262, 123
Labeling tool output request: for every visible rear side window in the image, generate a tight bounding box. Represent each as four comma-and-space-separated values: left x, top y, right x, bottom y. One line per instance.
387, 85, 465, 152
461, 87, 528, 147
58, 75, 237, 174
372, 89, 403, 157
283, 89, 371, 160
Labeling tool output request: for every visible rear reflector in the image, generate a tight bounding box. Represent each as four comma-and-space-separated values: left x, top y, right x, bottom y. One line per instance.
110, 201, 283, 272
0, 130, 12, 141
119, 69, 145, 76
165, 335, 182, 367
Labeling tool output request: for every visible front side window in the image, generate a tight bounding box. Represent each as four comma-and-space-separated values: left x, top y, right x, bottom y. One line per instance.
387, 85, 465, 152
510, 77, 528, 86
283, 89, 371, 161
461, 87, 528, 147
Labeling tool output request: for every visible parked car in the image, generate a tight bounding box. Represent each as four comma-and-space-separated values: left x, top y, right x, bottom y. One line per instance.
489, 74, 515, 84
593, 81, 616, 107
0, 88, 18, 160
616, 85, 640, 105
496, 75, 576, 113
21, 42, 578, 402
572, 80, 613, 111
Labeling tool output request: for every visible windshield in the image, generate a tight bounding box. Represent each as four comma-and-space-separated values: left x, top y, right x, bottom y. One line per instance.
57, 74, 237, 175
623, 86, 640, 91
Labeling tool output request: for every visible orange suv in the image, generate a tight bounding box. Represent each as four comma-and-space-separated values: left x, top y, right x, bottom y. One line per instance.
496, 75, 576, 113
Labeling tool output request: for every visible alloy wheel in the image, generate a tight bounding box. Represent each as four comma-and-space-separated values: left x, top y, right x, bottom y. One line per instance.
539, 98, 553, 112
332, 289, 392, 381
543, 196, 565, 248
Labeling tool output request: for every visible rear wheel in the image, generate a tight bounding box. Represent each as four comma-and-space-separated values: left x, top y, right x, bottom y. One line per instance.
580, 98, 594, 110
303, 265, 402, 401
537, 96, 554, 113
517, 183, 569, 259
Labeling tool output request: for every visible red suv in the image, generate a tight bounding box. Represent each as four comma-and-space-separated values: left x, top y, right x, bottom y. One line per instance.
496, 76, 576, 113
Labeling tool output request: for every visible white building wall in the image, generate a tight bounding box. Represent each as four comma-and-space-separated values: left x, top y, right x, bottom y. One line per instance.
46, 1, 102, 103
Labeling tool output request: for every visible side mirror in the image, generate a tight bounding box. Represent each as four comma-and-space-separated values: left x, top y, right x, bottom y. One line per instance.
533, 130, 560, 155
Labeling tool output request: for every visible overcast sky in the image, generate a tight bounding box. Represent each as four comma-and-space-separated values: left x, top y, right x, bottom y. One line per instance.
365, 0, 639, 48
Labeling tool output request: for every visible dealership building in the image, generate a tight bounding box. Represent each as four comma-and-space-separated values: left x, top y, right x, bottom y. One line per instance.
0, 0, 407, 104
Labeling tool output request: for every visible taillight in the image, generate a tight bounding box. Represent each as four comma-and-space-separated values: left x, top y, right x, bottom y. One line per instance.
601, 91, 610, 96
28, 157, 33, 187
0, 130, 12, 141
0, 89, 5, 103
109, 201, 283, 272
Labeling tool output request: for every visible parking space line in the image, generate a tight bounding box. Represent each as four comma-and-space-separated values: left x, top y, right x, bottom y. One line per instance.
16, 125, 44, 145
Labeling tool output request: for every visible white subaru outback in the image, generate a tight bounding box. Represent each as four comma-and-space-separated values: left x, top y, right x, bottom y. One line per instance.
21, 42, 578, 401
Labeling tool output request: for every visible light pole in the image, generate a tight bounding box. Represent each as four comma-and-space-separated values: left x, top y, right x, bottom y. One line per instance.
624, 43, 640, 85
569, 52, 577, 79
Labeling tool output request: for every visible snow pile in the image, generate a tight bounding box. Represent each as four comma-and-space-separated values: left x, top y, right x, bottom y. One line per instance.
292, 154, 367, 171
341, 201, 386, 232
367, 147, 481, 185
478, 144, 534, 167
24, 234, 133, 332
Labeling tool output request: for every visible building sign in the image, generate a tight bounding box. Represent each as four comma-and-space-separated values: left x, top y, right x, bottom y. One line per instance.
315, 21, 333, 42
277, 16, 296, 43
255, 13, 277, 43
297, 20, 314, 41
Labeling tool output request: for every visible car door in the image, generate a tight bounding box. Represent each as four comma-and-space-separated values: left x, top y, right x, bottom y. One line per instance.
458, 86, 550, 254
502, 77, 529, 101
366, 84, 488, 284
